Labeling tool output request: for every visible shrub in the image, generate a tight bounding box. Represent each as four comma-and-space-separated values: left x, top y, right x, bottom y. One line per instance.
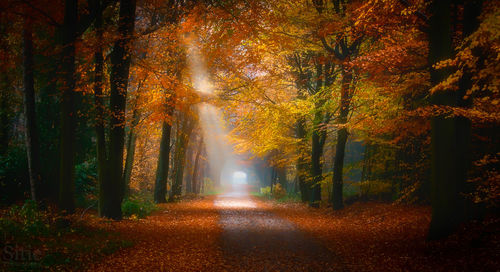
121, 198, 157, 219
1, 200, 49, 239
75, 159, 98, 208
260, 186, 271, 198
272, 183, 287, 199
353, 179, 392, 200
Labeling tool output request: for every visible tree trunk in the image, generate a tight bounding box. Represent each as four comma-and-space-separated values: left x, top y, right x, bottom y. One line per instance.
427, 0, 481, 239
169, 114, 194, 201
123, 107, 140, 198
59, 0, 77, 213
154, 120, 172, 203
331, 68, 352, 210
170, 132, 188, 201
427, 0, 460, 239
23, 18, 41, 202
310, 110, 325, 207
93, 1, 110, 217
296, 117, 309, 202
191, 136, 203, 195
101, 0, 136, 220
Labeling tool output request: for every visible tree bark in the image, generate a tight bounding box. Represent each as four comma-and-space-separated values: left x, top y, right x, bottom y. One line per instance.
310, 110, 326, 207
296, 118, 309, 202
191, 136, 203, 195
92, 1, 110, 217
309, 61, 329, 208
100, 0, 136, 219
59, 0, 77, 213
123, 107, 140, 198
331, 68, 352, 210
427, 0, 481, 239
427, 0, 460, 239
169, 113, 194, 201
154, 120, 172, 203
23, 17, 41, 202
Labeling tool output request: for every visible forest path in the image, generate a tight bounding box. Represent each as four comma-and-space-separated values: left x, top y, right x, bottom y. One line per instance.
216, 185, 343, 272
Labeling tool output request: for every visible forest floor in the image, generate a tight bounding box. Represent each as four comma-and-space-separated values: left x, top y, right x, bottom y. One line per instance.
264, 200, 500, 272
2, 192, 498, 271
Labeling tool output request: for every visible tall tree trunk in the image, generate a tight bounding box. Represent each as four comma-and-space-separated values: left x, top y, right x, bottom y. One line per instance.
295, 118, 309, 202
23, 18, 41, 202
427, 0, 460, 239
154, 120, 172, 203
101, 0, 136, 219
59, 0, 77, 213
169, 114, 194, 201
331, 68, 352, 210
277, 167, 287, 189
123, 107, 140, 198
191, 137, 203, 195
93, 1, 109, 217
309, 61, 329, 208
427, 0, 481, 239
310, 110, 325, 207
169, 133, 187, 201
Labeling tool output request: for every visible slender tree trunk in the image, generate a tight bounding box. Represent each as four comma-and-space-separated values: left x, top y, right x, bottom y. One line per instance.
296, 118, 309, 202
309, 61, 328, 208
169, 114, 194, 201
123, 107, 140, 198
191, 136, 203, 195
310, 109, 327, 207
154, 120, 172, 203
101, 0, 136, 219
169, 132, 188, 201
93, 1, 110, 217
185, 145, 194, 194
59, 0, 77, 213
23, 18, 41, 202
331, 68, 352, 210
277, 167, 287, 189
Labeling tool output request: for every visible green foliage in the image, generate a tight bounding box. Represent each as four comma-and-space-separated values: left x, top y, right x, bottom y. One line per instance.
75, 159, 98, 208
0, 146, 29, 204
272, 183, 287, 199
276, 193, 301, 203
121, 198, 158, 219
0, 200, 49, 239
257, 184, 289, 200
260, 186, 271, 198
353, 179, 392, 200
202, 177, 217, 195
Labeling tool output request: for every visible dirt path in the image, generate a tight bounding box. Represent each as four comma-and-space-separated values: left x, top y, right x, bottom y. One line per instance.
216, 188, 342, 272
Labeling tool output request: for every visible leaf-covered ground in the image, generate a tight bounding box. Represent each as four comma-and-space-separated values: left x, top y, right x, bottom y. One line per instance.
264, 200, 500, 271
3, 195, 498, 271
86, 197, 223, 271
